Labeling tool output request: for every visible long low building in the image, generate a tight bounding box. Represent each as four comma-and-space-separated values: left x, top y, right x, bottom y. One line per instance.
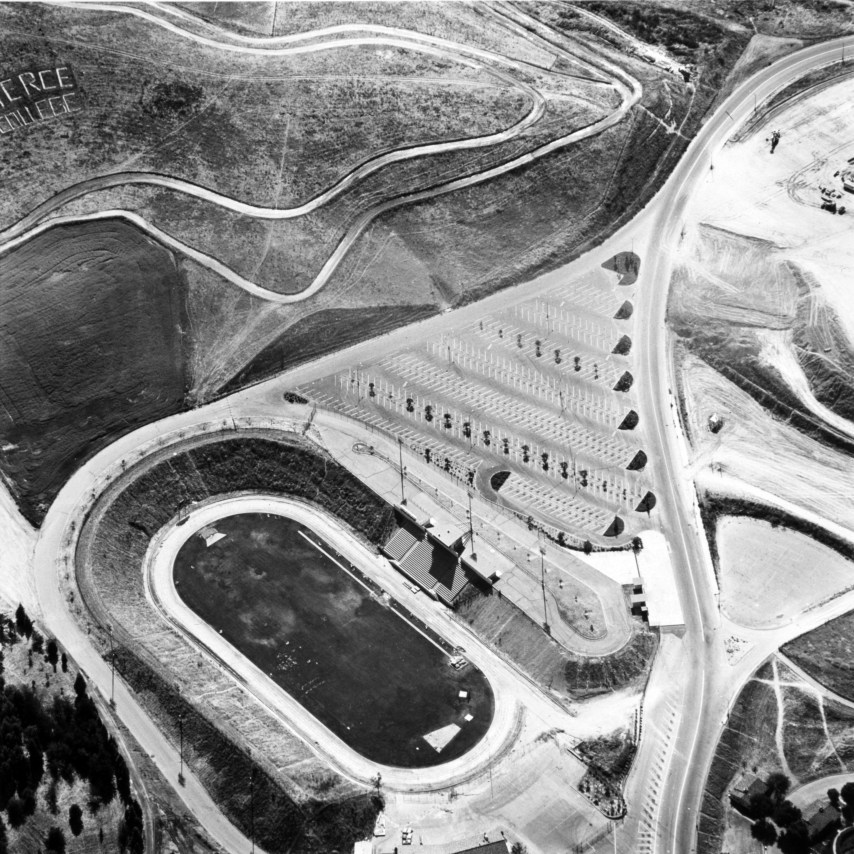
631, 531, 684, 631
382, 491, 511, 606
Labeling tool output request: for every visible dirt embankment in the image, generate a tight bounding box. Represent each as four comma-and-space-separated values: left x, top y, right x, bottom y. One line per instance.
697, 491, 854, 579
784, 613, 854, 704
455, 587, 656, 702
669, 227, 854, 455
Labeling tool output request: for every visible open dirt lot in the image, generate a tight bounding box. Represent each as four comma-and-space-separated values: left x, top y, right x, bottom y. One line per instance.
671, 70, 854, 442
0, 218, 188, 526
716, 516, 854, 630
679, 353, 854, 533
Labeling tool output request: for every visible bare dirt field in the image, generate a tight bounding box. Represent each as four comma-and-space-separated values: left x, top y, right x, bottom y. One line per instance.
0, 218, 188, 526
1, 0, 767, 417
716, 516, 854, 630
672, 71, 854, 448
679, 353, 854, 533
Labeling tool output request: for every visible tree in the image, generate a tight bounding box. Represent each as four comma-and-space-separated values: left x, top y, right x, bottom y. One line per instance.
68, 804, 83, 837
74, 672, 87, 698
772, 799, 801, 828
31, 631, 44, 654
6, 797, 25, 829
46, 640, 58, 671
0, 814, 7, 854
45, 826, 66, 854
828, 787, 841, 808
748, 790, 774, 819
60, 653, 68, 673
841, 781, 854, 806
14, 604, 32, 639
766, 772, 791, 802
777, 820, 810, 854
118, 801, 144, 854
21, 789, 36, 817
511, 844, 527, 854
750, 817, 777, 846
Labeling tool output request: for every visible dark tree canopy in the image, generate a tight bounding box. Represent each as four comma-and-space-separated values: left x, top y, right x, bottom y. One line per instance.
68, 803, 83, 836
45, 826, 66, 854
773, 799, 802, 828
750, 817, 777, 845
767, 772, 791, 800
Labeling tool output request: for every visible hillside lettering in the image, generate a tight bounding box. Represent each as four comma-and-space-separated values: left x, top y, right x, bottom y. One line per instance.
0, 65, 82, 135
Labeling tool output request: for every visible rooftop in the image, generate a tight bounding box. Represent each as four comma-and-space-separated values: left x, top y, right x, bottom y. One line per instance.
454, 842, 509, 854
634, 531, 684, 628
398, 492, 468, 548
460, 541, 515, 581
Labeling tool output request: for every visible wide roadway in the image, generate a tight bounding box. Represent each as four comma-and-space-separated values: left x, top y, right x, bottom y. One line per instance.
29, 35, 852, 854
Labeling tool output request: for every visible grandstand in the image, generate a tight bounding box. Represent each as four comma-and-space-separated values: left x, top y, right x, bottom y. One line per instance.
382, 491, 509, 606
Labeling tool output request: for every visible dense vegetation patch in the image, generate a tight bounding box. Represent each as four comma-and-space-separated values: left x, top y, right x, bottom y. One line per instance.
698, 678, 779, 854
0, 606, 144, 854
578, 2, 730, 58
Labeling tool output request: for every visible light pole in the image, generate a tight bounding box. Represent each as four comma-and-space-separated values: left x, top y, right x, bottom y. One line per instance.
539, 539, 550, 634
249, 760, 255, 854
107, 623, 115, 707
398, 436, 406, 505
178, 712, 185, 786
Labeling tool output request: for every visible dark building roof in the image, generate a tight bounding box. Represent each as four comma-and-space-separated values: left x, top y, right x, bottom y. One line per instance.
454, 842, 509, 854
803, 800, 840, 837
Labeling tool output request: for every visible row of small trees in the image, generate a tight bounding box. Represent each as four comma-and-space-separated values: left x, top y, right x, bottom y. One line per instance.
749, 773, 854, 853
1, 605, 144, 853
